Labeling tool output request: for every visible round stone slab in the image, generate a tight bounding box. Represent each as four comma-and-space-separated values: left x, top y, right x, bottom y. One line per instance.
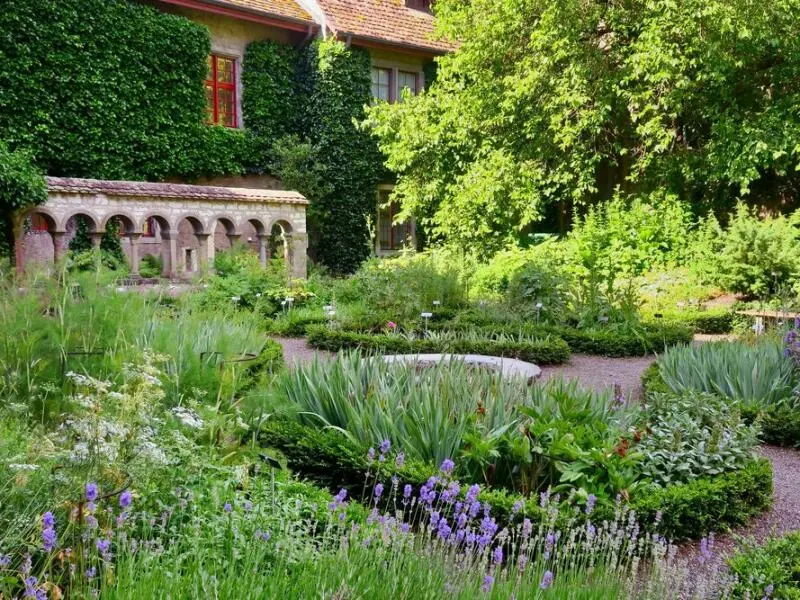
380, 353, 541, 383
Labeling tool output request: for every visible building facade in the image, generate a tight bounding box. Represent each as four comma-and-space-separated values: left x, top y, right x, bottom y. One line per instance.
16, 0, 451, 276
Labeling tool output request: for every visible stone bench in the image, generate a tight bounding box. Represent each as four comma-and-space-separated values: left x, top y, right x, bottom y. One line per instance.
380, 353, 542, 383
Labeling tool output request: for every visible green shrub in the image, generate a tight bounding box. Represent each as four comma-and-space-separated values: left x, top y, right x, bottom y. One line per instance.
728, 532, 800, 599
715, 203, 800, 297
0, 141, 47, 258
657, 339, 796, 409
644, 308, 735, 334
139, 254, 163, 279
759, 404, 800, 449
305, 326, 571, 365
258, 417, 773, 541
628, 457, 772, 542
641, 362, 670, 395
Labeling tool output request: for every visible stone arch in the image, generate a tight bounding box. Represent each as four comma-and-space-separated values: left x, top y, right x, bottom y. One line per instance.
141, 213, 173, 234
21, 207, 59, 232
62, 211, 101, 234
101, 212, 138, 235
208, 215, 242, 255
175, 215, 208, 276
137, 213, 175, 279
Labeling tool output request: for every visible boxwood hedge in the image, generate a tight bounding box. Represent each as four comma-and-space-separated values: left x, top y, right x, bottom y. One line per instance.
258, 418, 773, 541
305, 325, 572, 365
728, 532, 800, 599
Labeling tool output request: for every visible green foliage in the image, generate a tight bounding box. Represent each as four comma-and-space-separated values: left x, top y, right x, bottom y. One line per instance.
729, 532, 800, 599
760, 404, 800, 449
0, 141, 47, 258
637, 393, 758, 486
294, 39, 382, 273
642, 308, 735, 335
306, 326, 572, 365
242, 40, 301, 167
641, 362, 670, 396
628, 457, 773, 542
138, 254, 163, 279
100, 218, 126, 265
368, 0, 800, 253
714, 203, 800, 297
657, 339, 796, 409
0, 0, 246, 181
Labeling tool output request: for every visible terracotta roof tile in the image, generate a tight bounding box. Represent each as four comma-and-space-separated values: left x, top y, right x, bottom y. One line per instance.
46, 177, 309, 205
215, 0, 313, 23
318, 0, 454, 53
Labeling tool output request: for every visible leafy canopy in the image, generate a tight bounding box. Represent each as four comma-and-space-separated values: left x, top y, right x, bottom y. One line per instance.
367, 0, 800, 255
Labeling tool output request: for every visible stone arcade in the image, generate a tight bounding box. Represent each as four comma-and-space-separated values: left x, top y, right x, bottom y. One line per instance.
13, 177, 308, 279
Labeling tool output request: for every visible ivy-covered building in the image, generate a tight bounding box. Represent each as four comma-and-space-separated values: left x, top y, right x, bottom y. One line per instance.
5, 0, 451, 276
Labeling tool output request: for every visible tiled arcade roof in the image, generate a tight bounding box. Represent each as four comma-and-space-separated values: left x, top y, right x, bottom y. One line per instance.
318, 0, 454, 53
211, 0, 313, 23
46, 177, 309, 205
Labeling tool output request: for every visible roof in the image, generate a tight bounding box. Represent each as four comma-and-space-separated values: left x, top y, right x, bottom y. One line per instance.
157, 0, 314, 29
46, 177, 309, 205
317, 0, 454, 53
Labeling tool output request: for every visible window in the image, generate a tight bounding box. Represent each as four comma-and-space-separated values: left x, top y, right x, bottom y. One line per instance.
378, 190, 412, 251
406, 0, 432, 12
397, 71, 418, 101
143, 217, 157, 238
371, 67, 391, 102
206, 55, 237, 128
29, 214, 50, 232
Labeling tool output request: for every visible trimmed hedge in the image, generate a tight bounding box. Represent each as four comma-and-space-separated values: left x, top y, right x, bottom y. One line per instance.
305, 325, 572, 365
728, 531, 800, 599
438, 319, 693, 357
259, 418, 773, 541
642, 308, 735, 335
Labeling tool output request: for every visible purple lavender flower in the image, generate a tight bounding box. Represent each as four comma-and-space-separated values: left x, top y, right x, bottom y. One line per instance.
379, 439, 391, 454
540, 490, 550, 508
0, 554, 10, 568
763, 583, 774, 599
468, 501, 481, 519
440, 458, 455, 475
85, 482, 99, 502
42, 525, 56, 552
120, 490, 132, 508
395, 453, 405, 469
373, 483, 384, 502
612, 382, 625, 409
492, 545, 503, 565
586, 494, 596, 515
85, 567, 97, 580
42, 512, 55, 529
540, 570, 554, 590
403, 484, 412, 499
367, 447, 376, 462
481, 574, 494, 593
223, 502, 232, 514
400, 523, 411, 534
518, 553, 528, 573
522, 518, 533, 538
437, 518, 452, 540
24, 576, 38, 599
466, 484, 480, 503
512, 499, 524, 515
430, 511, 441, 528
96, 539, 110, 554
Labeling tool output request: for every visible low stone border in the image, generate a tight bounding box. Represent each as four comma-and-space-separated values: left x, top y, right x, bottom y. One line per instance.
380, 353, 542, 383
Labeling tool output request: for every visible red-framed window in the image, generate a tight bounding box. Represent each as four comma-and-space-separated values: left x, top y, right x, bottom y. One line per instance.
378, 190, 412, 251
206, 55, 237, 128
143, 217, 157, 238
29, 214, 50, 232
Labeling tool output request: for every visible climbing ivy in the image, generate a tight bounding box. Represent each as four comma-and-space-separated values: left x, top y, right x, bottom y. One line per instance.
0, 141, 47, 260
293, 39, 383, 274
0, 0, 246, 181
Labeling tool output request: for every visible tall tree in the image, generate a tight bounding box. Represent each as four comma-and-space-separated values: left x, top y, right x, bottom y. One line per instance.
367, 0, 800, 255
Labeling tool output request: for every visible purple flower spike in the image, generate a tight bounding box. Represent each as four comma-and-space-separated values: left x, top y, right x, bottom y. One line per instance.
540, 570, 554, 590
379, 439, 391, 454
493, 545, 503, 565
403, 484, 412, 499
373, 483, 384, 501
586, 494, 596, 515
512, 500, 523, 515
367, 448, 376, 462
223, 502, 232, 514
440, 458, 455, 475
120, 490, 132, 508
42, 512, 55, 529
481, 574, 494, 593
85, 482, 99, 502
42, 527, 56, 553
395, 453, 405, 468
0, 555, 10, 568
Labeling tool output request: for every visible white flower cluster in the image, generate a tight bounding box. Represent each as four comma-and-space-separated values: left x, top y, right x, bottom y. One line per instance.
171, 406, 204, 429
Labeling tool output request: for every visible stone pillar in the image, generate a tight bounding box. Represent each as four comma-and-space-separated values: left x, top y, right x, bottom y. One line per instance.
127, 233, 142, 277
90, 232, 103, 250
286, 233, 308, 280
257, 233, 271, 267
13, 218, 25, 277
51, 231, 67, 263
196, 233, 211, 269
160, 230, 179, 279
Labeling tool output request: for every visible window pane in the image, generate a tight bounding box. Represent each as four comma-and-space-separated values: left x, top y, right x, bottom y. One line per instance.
398, 71, 417, 102
371, 68, 391, 102
205, 84, 215, 122
217, 57, 234, 84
